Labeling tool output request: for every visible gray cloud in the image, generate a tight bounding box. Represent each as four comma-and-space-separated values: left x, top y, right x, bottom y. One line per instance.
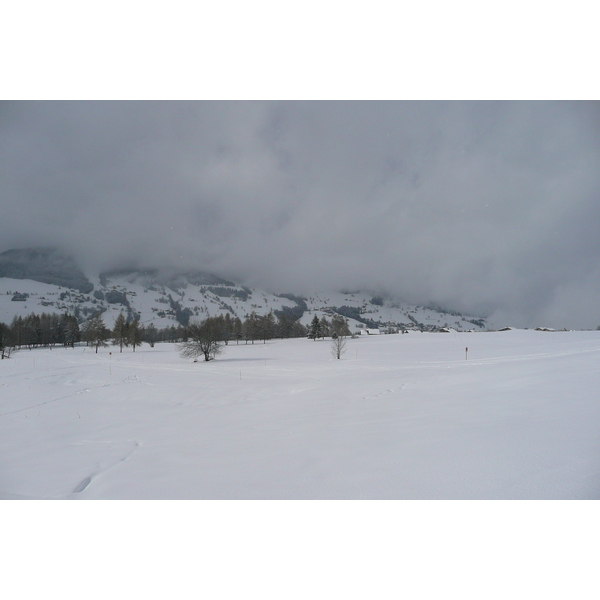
1, 101, 599, 328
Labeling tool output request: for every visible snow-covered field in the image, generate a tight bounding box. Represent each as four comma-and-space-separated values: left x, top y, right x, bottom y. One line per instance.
2, 329, 599, 499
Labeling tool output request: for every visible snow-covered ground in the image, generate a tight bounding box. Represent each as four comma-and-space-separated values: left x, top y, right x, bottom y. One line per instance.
2, 329, 599, 499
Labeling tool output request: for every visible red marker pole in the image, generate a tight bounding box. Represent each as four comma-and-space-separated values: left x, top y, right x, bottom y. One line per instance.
466, 347, 468, 360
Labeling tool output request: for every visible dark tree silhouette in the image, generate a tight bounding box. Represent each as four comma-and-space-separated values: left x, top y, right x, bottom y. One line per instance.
178, 318, 224, 361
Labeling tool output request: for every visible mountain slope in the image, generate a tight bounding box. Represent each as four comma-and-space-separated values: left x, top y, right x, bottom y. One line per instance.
0, 248, 488, 332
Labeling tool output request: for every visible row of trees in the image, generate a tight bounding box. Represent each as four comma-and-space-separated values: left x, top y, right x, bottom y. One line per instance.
308, 314, 351, 340
1, 313, 80, 353
179, 314, 352, 362
98, 310, 312, 351
0, 309, 352, 359
0, 311, 152, 356
78, 312, 143, 354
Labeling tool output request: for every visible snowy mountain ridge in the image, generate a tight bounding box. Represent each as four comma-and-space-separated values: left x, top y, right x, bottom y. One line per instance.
0, 248, 488, 332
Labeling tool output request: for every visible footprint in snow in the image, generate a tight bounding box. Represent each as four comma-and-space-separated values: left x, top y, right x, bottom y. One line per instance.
73, 476, 92, 493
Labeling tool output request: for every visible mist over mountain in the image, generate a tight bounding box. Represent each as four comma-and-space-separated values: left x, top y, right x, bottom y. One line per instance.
0, 246, 490, 334
1, 101, 599, 329
0, 247, 93, 294
0, 246, 235, 300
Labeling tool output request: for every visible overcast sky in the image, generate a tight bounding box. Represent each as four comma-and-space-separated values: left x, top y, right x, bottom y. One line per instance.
1, 101, 599, 328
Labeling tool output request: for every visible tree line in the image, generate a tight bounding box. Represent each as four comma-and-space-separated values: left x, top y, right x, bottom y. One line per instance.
0, 309, 352, 359
308, 314, 351, 340
179, 313, 352, 361
1, 313, 80, 357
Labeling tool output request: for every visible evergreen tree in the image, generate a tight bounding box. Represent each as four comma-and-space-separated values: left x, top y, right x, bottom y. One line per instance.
128, 318, 143, 352
19, 314, 42, 349
319, 316, 330, 339
10, 316, 23, 349
112, 312, 129, 353
258, 311, 276, 343
308, 315, 321, 341
243, 311, 259, 344
0, 322, 14, 359
222, 313, 234, 345
81, 313, 109, 353
212, 315, 228, 345
291, 320, 307, 338
145, 323, 158, 347
276, 312, 293, 338
233, 317, 243, 344
62, 315, 80, 348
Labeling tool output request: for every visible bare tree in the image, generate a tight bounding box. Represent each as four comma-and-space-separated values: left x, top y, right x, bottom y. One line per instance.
330, 314, 351, 338
178, 318, 224, 362
331, 335, 347, 359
